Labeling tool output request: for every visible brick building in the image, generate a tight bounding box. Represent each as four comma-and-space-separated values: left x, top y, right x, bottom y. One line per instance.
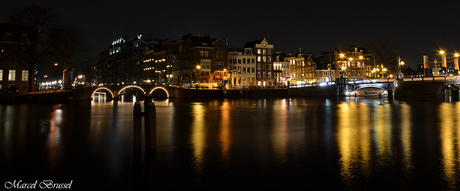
0, 23, 37, 93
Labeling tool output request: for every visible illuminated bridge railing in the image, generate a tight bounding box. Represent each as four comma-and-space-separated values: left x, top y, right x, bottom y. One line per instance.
347, 76, 460, 84
348, 78, 395, 84
402, 76, 460, 83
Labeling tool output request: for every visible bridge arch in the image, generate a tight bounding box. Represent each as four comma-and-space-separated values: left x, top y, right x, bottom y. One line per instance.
346, 84, 390, 96
91, 87, 115, 99
348, 87, 387, 94
118, 85, 146, 95
149, 87, 169, 98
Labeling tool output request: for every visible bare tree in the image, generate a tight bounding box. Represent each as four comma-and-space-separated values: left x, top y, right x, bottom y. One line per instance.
176, 44, 200, 85
366, 38, 399, 73
44, 24, 89, 71
7, 4, 58, 91
8, 4, 89, 91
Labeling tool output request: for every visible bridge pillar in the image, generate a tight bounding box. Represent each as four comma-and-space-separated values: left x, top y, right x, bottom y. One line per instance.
336, 78, 348, 97
388, 89, 393, 99
113, 90, 118, 104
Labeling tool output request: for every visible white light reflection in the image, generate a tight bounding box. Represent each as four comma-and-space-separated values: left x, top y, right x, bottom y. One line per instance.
272, 99, 289, 165
48, 106, 62, 173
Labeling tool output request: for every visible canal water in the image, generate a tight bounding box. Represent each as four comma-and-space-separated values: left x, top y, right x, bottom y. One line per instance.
1, 97, 460, 190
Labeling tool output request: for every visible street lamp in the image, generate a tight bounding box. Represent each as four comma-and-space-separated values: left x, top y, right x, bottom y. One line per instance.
397, 56, 404, 80
455, 53, 460, 75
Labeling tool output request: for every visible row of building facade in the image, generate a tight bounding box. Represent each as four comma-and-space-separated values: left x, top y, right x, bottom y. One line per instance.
96, 33, 380, 88
0, 26, 380, 93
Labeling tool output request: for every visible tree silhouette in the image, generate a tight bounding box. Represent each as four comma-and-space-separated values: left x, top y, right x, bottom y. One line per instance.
7, 4, 89, 91
366, 38, 399, 73
7, 4, 58, 91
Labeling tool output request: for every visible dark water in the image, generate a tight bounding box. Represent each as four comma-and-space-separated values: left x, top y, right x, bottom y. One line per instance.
1, 97, 460, 190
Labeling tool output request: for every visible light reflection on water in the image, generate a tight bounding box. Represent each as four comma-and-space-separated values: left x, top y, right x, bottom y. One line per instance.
219, 100, 231, 169
2, 97, 460, 189
439, 102, 460, 190
191, 102, 206, 176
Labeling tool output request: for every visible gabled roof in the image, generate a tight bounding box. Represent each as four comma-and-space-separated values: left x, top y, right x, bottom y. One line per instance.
243, 38, 265, 48
0, 23, 37, 42
180, 34, 218, 47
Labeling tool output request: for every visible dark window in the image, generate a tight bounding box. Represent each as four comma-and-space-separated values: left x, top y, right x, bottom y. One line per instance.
4, 33, 12, 41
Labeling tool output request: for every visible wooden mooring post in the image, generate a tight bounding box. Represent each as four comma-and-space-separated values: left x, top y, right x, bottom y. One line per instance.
132, 95, 156, 189
133, 95, 156, 153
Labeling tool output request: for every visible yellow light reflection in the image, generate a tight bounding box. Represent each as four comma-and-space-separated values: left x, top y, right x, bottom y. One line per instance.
439, 102, 460, 189
374, 104, 393, 164
191, 103, 206, 175
400, 103, 413, 176
337, 102, 373, 185
220, 100, 231, 168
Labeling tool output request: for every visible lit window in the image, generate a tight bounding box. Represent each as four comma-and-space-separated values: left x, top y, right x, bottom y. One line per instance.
8, 70, 15, 81
0, 70, 2, 81
22, 70, 28, 81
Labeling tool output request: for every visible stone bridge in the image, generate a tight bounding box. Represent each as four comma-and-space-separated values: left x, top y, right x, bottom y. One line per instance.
88, 85, 171, 101
336, 78, 394, 96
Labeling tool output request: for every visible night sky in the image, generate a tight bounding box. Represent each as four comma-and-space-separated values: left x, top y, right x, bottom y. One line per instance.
2, 1, 460, 69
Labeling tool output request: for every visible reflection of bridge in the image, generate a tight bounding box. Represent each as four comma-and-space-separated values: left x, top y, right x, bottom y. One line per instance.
89, 85, 170, 100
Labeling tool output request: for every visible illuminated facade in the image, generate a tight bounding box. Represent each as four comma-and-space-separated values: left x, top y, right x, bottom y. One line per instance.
97, 33, 154, 85
228, 48, 256, 88
335, 47, 371, 80
319, 47, 371, 81
176, 34, 228, 87
244, 38, 274, 86
285, 53, 316, 85
0, 23, 37, 92
142, 40, 177, 85
273, 53, 290, 86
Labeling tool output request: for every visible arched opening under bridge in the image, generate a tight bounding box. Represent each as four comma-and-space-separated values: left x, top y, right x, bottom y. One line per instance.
149, 87, 169, 100
349, 87, 387, 96
118, 85, 147, 102
91, 87, 115, 102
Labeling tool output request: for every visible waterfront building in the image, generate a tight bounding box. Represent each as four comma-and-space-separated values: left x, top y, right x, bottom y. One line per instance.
244, 38, 274, 87
285, 53, 316, 85
0, 23, 37, 93
319, 47, 371, 81
96, 34, 153, 85
273, 52, 290, 86
314, 57, 334, 83
316, 51, 337, 82
176, 34, 228, 87
228, 48, 256, 88
142, 40, 177, 85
